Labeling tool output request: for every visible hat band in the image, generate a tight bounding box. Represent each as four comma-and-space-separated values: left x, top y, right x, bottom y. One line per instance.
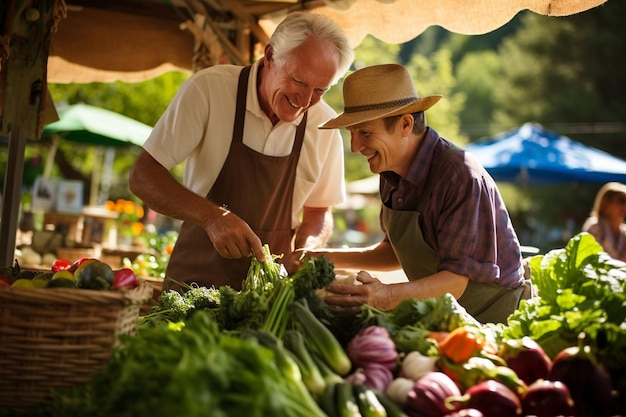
344, 97, 418, 113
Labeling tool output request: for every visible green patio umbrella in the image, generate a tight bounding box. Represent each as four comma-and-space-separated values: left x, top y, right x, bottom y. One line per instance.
43, 103, 152, 147
41, 103, 153, 205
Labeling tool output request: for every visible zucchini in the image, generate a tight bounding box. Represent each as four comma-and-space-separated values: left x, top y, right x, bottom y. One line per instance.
320, 381, 339, 417
336, 382, 363, 417
353, 384, 387, 417
372, 390, 410, 417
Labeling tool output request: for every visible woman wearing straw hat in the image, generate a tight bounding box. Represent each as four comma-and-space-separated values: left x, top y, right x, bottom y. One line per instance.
300, 64, 530, 324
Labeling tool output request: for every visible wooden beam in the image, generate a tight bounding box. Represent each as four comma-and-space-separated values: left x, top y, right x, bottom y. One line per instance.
0, 0, 57, 265
182, 0, 248, 65
220, 0, 269, 44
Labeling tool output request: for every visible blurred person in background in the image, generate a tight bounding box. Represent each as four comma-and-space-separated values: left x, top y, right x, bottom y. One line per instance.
582, 182, 626, 262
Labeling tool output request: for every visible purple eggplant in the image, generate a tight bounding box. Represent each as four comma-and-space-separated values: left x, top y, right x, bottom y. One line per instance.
405, 371, 461, 417
521, 379, 576, 417
447, 379, 522, 417
549, 334, 618, 417
498, 337, 552, 385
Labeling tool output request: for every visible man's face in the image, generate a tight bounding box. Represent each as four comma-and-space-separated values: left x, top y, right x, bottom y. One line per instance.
348, 118, 408, 175
261, 38, 339, 123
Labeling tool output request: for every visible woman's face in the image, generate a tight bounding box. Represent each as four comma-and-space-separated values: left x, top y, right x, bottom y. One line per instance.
604, 193, 626, 220
259, 38, 339, 124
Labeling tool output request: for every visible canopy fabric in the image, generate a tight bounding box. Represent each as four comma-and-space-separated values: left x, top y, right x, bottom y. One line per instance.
47, 0, 607, 84
43, 104, 153, 148
270, 0, 609, 46
464, 123, 626, 184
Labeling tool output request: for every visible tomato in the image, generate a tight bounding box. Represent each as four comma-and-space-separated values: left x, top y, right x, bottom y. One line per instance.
51, 258, 73, 272
112, 268, 140, 289
0, 275, 12, 286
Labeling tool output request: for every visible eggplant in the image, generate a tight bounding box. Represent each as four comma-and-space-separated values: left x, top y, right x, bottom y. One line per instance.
498, 337, 552, 385
447, 380, 522, 417
521, 379, 576, 417
549, 333, 618, 417
404, 371, 461, 417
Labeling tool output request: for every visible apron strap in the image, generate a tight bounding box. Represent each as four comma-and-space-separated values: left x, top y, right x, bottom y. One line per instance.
233, 66, 252, 144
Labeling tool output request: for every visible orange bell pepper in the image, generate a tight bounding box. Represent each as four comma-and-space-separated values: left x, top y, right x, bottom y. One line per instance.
437, 326, 487, 364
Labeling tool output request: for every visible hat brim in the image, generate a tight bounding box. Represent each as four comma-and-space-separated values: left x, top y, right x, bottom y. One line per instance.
319, 95, 442, 129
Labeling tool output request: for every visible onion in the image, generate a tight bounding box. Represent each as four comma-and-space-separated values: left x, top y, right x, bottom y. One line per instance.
400, 350, 439, 380
346, 363, 394, 392
385, 377, 415, 407
405, 371, 461, 417
347, 325, 398, 371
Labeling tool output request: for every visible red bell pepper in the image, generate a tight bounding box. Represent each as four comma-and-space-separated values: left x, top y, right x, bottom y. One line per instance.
112, 268, 140, 289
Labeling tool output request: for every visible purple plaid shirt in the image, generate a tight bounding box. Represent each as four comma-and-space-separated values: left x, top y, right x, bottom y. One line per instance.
380, 127, 524, 288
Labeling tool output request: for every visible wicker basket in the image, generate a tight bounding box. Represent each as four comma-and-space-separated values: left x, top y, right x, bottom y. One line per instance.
0, 282, 153, 410
139, 277, 164, 315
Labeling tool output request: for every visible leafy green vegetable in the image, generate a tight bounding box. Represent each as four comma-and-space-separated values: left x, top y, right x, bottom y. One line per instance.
27, 312, 327, 417
504, 232, 626, 375
261, 255, 336, 338
344, 293, 493, 356
290, 298, 352, 376
283, 329, 326, 397
390, 293, 482, 331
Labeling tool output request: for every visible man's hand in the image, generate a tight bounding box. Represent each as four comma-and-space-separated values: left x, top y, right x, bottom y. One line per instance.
322, 270, 395, 311
203, 207, 265, 261
287, 248, 310, 274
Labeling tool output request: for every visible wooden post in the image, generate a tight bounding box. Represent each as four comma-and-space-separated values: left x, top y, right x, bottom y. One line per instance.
0, 0, 58, 267
0, 128, 26, 267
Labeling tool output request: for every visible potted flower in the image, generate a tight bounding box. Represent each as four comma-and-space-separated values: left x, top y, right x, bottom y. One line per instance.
106, 199, 145, 247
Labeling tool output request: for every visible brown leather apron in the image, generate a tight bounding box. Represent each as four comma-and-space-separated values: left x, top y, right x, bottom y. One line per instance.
165, 66, 307, 290
383, 146, 528, 323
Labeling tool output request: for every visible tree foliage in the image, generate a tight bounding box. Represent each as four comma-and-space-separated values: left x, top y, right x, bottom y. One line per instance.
493, 2, 626, 158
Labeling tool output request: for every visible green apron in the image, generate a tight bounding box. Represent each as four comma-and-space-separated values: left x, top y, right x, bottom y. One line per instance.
382, 147, 530, 324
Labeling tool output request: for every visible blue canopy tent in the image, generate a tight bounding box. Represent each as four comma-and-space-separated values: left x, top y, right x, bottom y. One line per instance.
464, 123, 626, 184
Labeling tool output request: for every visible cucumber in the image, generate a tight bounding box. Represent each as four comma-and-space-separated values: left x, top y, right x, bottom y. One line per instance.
336, 382, 363, 417
353, 384, 387, 417
372, 390, 410, 417
320, 381, 339, 417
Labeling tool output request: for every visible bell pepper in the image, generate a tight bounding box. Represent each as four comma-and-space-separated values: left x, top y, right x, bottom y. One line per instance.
438, 326, 488, 364
112, 268, 140, 289
440, 355, 528, 395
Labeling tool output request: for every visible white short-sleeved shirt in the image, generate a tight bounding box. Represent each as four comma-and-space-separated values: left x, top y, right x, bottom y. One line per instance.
143, 60, 346, 228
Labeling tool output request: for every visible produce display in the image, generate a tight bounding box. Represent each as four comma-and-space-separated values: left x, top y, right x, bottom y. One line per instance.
0, 234, 624, 417
0, 257, 141, 291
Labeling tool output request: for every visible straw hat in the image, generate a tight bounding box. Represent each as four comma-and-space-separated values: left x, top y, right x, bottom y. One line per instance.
320, 64, 442, 129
